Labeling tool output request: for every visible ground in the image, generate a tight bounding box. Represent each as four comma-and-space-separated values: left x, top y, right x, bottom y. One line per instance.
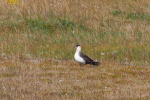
0, 57, 149, 100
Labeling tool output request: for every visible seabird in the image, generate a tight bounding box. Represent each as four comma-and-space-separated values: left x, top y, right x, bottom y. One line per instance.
74, 44, 100, 66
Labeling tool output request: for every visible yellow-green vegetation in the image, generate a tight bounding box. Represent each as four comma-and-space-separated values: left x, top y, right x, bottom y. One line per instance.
0, 0, 150, 99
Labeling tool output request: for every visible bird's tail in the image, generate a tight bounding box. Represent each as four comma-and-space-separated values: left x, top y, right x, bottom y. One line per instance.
92, 61, 100, 66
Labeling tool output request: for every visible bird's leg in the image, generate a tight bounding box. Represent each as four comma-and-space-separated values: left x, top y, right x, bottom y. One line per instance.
82, 64, 86, 67
79, 63, 82, 67
79, 63, 85, 67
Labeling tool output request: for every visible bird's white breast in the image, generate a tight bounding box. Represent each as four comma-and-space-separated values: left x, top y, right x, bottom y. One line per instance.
74, 52, 86, 64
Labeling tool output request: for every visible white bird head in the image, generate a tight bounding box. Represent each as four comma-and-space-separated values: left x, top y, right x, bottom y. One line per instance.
75, 44, 81, 52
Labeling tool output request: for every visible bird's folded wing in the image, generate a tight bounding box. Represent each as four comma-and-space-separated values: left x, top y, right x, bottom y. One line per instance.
80, 52, 93, 63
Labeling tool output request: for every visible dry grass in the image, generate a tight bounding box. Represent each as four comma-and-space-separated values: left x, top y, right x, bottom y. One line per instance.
0, 57, 150, 100
0, 0, 150, 99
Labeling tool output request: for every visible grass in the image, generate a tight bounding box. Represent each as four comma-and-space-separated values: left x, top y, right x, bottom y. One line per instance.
0, 0, 150, 99
0, 59, 150, 100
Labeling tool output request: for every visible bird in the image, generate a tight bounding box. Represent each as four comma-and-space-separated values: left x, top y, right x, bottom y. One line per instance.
74, 44, 100, 66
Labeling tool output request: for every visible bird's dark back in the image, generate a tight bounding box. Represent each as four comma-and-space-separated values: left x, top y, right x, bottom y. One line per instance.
79, 52, 93, 64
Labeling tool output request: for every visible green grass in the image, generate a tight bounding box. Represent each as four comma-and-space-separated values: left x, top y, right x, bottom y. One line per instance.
126, 12, 149, 20
1, 16, 149, 66
0, 0, 149, 66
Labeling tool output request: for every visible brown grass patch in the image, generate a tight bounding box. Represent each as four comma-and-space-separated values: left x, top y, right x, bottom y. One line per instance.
0, 58, 150, 99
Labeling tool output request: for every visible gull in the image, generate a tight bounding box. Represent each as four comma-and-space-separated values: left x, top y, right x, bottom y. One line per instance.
74, 44, 100, 66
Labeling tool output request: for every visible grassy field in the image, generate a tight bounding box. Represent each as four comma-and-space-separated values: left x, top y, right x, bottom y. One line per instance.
0, 59, 150, 100
0, 0, 150, 99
